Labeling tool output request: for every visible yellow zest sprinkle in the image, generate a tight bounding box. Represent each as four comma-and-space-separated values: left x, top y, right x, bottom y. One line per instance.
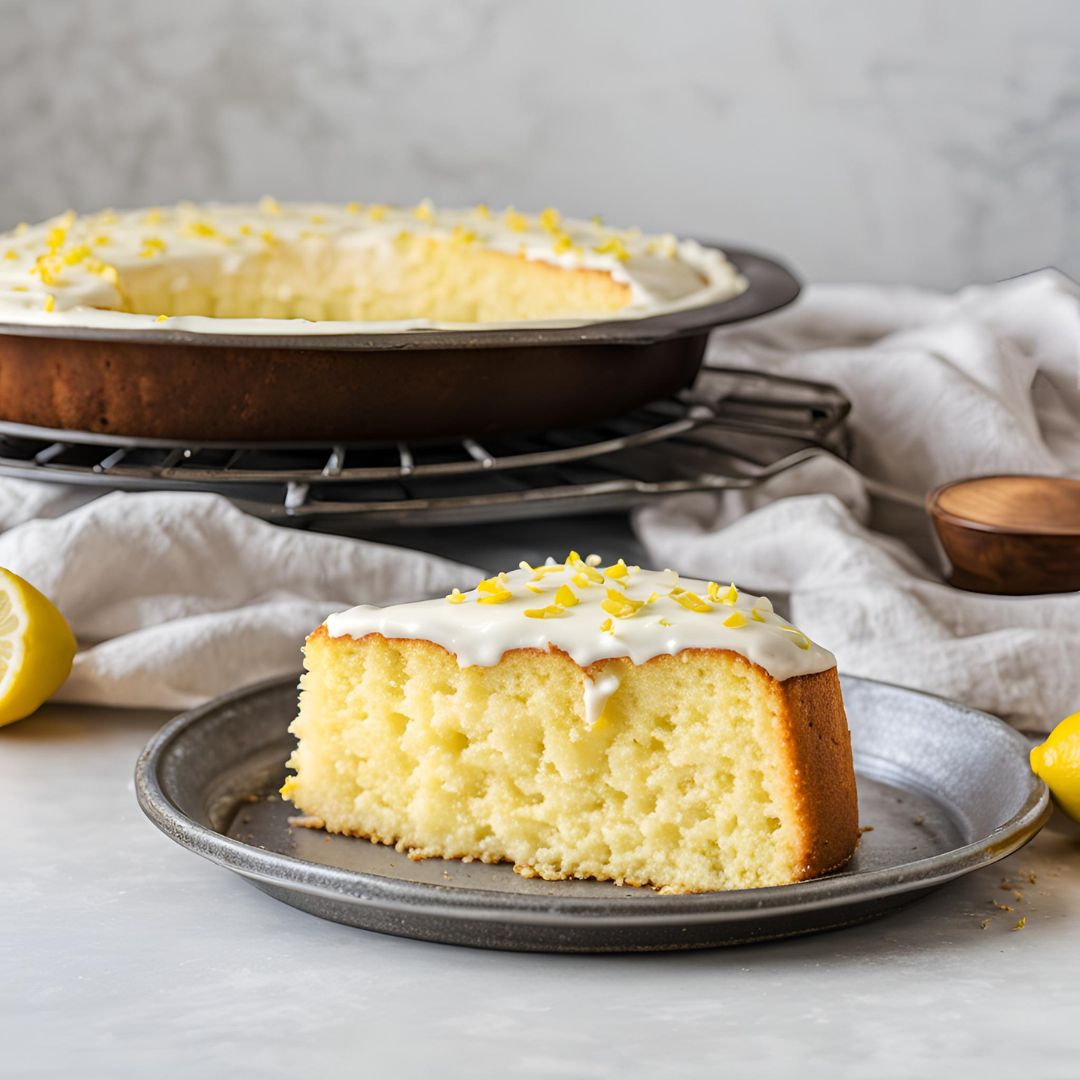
476, 577, 512, 604
183, 220, 219, 239
590, 214, 603, 226
62, 244, 89, 265
708, 581, 738, 605
154, 314, 169, 322
413, 198, 435, 222
237, 224, 253, 236
603, 560, 629, 580
474, 203, 492, 220
367, 204, 388, 222
552, 232, 576, 255
599, 618, 614, 634
10, 286, 26, 292
501, 208, 527, 232
260, 229, 277, 247
539, 207, 561, 233
2, 249, 16, 260
531, 563, 565, 580
524, 605, 567, 619
672, 590, 711, 613
445, 587, 467, 604
751, 609, 766, 623
779, 625, 811, 650
308, 213, 326, 225
572, 572, 591, 589
567, 551, 604, 585
601, 589, 644, 619
14, 223, 27, 236
143, 209, 163, 225
45, 226, 67, 252
92, 234, 110, 246
525, 583, 544, 594
259, 195, 281, 216
345, 201, 362, 215
659, 618, 673, 627
451, 224, 477, 245
645, 592, 660, 604
593, 236, 630, 261
554, 584, 579, 608
723, 610, 748, 629
42, 295, 55, 312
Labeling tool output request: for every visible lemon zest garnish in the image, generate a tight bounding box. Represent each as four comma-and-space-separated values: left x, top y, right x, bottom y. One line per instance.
659, 618, 673, 627
260, 229, 277, 247
345, 201, 362, 215
539, 207, 561, 233
603, 560, 629, 580
554, 584, 579, 608
524, 605, 567, 619
525, 583, 544, 594
474, 203, 492, 220
593, 236, 630, 261
531, 563, 565, 580
672, 590, 711, 613
308, 213, 326, 225
778, 624, 811, 649
552, 232, 576, 255
723, 610, 748, 629
450, 224, 477, 245
413, 198, 435, 222
476, 577, 512, 604
259, 195, 281, 216
154, 314, 169, 323
367, 204, 388, 222
601, 589, 644, 619
42, 295, 55, 312
504, 208, 528, 232
751, 609, 766, 623
599, 618, 614, 634
183, 220, 219, 239
445, 588, 467, 604
2, 249, 16, 260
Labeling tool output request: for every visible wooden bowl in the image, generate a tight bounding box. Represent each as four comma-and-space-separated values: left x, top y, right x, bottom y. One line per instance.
927, 474, 1080, 594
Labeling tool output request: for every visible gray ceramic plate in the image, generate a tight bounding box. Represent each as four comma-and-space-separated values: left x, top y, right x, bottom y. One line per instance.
135, 674, 1049, 952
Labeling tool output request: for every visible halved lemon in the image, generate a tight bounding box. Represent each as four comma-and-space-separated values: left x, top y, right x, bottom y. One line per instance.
0, 567, 77, 727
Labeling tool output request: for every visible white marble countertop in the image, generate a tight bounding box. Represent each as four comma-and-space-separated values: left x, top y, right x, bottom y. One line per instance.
4, 697, 1079, 1079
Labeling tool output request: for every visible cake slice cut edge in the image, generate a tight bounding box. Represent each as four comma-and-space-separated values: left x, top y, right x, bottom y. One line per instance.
281, 627, 859, 894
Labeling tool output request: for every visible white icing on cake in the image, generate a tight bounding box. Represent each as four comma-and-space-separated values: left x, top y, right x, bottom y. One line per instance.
324, 556, 836, 685
0, 200, 746, 335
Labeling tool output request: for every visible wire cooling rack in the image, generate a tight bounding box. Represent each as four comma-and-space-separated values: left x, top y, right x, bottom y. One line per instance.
0, 365, 851, 526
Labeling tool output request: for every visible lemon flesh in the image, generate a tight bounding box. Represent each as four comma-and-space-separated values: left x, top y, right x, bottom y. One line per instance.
0, 567, 77, 727
1030, 711, 1080, 822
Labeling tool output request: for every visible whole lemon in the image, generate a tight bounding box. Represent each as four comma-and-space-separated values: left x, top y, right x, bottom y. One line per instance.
1030, 712, 1080, 822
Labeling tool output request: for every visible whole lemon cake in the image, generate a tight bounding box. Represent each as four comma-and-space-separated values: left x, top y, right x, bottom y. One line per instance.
281, 553, 858, 893
0, 200, 745, 333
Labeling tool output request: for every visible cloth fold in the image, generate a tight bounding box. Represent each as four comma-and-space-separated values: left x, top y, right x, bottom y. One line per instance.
635, 270, 1080, 729
0, 492, 475, 709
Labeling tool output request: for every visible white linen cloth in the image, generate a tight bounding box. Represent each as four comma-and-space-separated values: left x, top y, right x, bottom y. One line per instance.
0, 269, 1076, 727
635, 270, 1080, 730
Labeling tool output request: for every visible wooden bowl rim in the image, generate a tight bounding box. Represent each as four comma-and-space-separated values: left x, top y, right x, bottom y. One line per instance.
926, 473, 1080, 539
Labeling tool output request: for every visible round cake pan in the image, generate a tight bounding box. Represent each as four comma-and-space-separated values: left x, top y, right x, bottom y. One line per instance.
0, 246, 799, 442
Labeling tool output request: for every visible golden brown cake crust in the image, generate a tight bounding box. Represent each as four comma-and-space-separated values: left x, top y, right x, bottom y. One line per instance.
302, 626, 860, 885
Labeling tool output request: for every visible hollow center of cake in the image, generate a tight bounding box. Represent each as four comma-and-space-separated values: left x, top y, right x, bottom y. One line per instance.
111, 235, 634, 322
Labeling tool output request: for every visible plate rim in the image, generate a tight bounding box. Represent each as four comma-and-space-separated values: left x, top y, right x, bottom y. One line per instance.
134, 673, 1050, 929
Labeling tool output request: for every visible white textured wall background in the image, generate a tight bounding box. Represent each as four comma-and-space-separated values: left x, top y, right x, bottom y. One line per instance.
1, 0, 1078, 288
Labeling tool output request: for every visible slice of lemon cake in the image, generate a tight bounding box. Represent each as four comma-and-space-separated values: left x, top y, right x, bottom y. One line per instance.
281, 554, 858, 893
